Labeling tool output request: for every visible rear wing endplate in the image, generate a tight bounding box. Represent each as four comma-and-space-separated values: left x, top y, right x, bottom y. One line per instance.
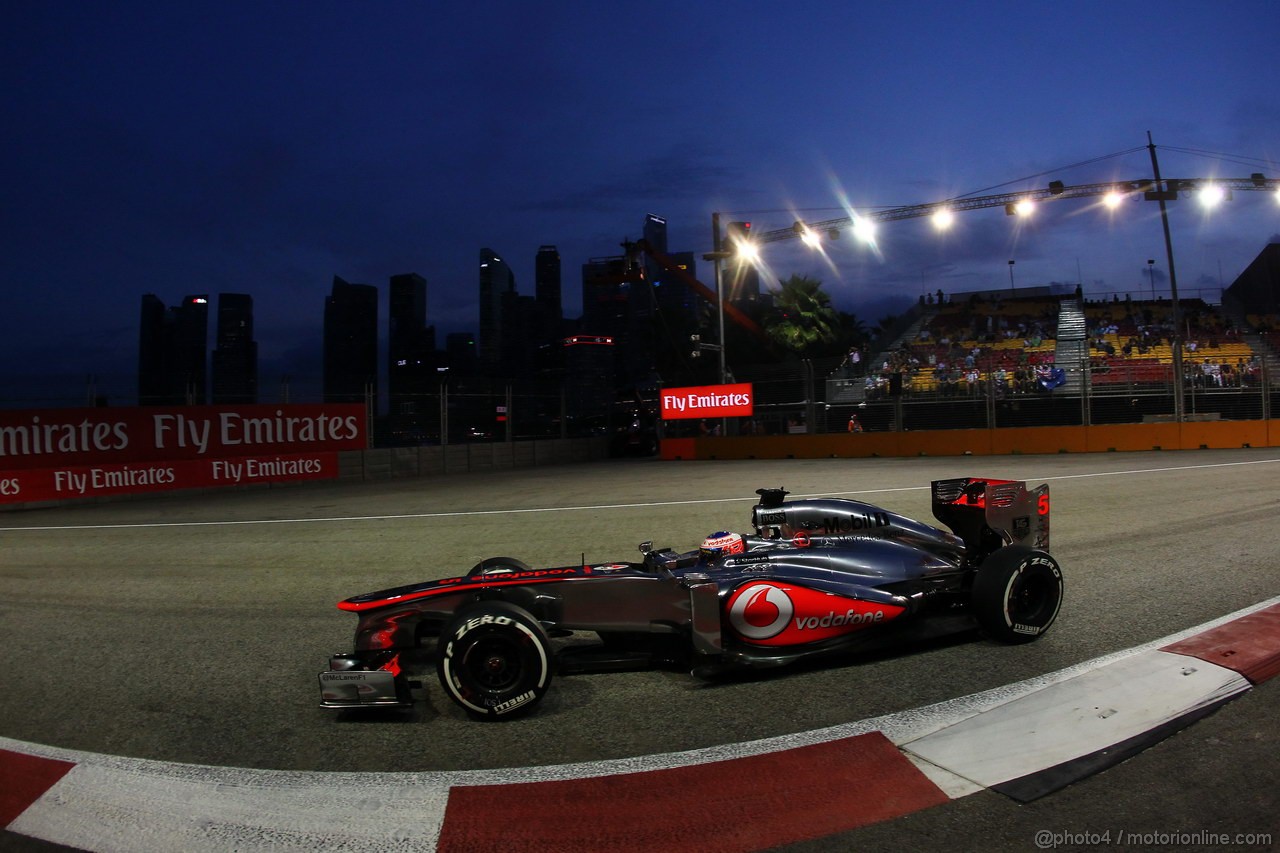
931, 477, 1050, 553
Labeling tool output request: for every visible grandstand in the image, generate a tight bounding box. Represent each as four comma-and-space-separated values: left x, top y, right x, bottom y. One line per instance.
809, 244, 1280, 433
828, 290, 1273, 407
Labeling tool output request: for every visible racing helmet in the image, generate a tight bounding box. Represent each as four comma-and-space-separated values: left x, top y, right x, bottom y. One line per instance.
699, 531, 745, 562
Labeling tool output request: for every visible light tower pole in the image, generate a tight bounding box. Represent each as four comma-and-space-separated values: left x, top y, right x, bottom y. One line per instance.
702, 212, 730, 385
1146, 131, 1186, 421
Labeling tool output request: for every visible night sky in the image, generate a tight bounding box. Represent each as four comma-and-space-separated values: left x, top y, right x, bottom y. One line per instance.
4, 2, 1278, 406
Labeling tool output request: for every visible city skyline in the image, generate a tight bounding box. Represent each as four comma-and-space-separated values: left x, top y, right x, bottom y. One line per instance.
4, 3, 1278, 407
131, 222, 701, 411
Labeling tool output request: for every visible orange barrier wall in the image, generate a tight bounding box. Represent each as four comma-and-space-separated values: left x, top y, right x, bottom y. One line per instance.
659, 420, 1279, 461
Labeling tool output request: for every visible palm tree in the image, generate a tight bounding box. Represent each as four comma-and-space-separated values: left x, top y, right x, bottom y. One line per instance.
765, 275, 842, 357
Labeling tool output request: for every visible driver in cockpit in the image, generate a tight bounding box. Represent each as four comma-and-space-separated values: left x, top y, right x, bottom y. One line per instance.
697, 531, 746, 563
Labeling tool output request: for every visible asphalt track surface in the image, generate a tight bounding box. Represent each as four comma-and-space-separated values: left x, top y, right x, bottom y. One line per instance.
2, 450, 1277, 851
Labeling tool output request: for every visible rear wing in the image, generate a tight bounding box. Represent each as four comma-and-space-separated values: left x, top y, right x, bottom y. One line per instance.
931, 477, 1050, 554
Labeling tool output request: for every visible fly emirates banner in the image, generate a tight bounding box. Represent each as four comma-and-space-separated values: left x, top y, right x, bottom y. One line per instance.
659, 383, 754, 420
0, 404, 367, 504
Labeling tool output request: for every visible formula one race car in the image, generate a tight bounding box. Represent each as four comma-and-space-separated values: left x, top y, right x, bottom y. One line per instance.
319, 477, 1061, 719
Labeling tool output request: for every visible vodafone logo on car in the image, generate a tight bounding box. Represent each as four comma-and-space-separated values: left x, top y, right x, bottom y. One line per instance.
727, 583, 794, 640
726, 582, 905, 646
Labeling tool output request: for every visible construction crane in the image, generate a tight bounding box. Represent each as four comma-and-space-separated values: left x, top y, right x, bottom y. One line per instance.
623, 238, 765, 339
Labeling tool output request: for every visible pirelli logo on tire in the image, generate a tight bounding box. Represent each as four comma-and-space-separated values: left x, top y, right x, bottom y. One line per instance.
438, 603, 553, 718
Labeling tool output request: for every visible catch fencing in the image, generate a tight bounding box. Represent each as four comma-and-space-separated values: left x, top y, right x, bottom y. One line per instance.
6, 354, 1277, 449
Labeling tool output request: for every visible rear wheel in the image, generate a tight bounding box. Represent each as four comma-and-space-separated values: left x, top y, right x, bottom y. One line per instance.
437, 601, 553, 718
971, 546, 1063, 644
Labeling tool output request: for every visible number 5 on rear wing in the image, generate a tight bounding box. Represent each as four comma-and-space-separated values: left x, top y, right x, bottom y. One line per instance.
931, 477, 1050, 554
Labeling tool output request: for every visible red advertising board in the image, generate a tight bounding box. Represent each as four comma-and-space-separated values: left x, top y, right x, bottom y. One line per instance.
0, 404, 367, 504
660, 383, 754, 420
1, 452, 341, 503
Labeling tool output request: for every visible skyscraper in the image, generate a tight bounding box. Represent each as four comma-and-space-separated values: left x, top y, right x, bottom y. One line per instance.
445, 332, 477, 374
137, 293, 209, 405
478, 248, 515, 371
642, 213, 668, 259
535, 245, 562, 345
389, 272, 433, 395
211, 293, 257, 404
388, 272, 435, 440
500, 291, 539, 379
323, 276, 378, 406
656, 250, 699, 319
580, 255, 631, 338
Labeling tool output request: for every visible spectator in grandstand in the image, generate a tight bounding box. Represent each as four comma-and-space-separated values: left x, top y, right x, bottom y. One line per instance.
941, 368, 961, 396
1013, 364, 1029, 394
1242, 358, 1260, 386
992, 365, 1008, 398
864, 374, 883, 401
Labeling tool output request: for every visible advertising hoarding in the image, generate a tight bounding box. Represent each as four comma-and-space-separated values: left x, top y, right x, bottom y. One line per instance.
659, 383, 754, 420
0, 404, 366, 504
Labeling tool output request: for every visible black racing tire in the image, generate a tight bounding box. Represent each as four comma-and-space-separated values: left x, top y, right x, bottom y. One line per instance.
466, 557, 533, 577
971, 546, 1063, 644
436, 601, 553, 718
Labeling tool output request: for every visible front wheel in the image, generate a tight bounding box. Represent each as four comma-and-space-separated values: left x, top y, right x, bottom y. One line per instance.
437, 601, 553, 718
971, 546, 1063, 644
467, 557, 532, 577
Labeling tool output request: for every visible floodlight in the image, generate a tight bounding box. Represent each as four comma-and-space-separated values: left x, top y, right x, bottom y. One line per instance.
1198, 184, 1226, 208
